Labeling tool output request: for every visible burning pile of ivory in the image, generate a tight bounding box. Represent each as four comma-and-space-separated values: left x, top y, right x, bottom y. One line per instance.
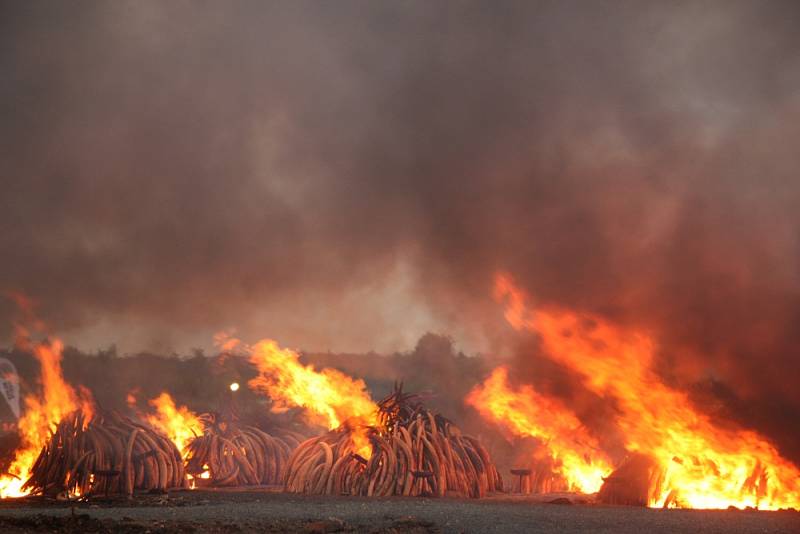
183, 413, 298, 486
597, 454, 666, 507
285, 385, 503, 498
24, 410, 185, 497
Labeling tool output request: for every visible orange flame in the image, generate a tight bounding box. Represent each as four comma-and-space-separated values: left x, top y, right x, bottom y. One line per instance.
467, 366, 612, 493
145, 392, 203, 456
247, 339, 378, 456
0, 339, 94, 498
485, 273, 800, 509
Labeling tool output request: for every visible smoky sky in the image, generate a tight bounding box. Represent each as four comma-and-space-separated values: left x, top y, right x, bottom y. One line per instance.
2, 1, 800, 453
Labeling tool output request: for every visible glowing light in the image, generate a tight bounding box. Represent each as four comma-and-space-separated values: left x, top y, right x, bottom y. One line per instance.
186, 466, 210, 490
229, 382, 240, 392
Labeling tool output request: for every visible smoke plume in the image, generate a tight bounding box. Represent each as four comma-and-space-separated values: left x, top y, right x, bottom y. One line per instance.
2, 2, 799, 459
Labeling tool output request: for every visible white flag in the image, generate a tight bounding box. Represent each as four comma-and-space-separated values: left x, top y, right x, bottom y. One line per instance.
0, 358, 20, 419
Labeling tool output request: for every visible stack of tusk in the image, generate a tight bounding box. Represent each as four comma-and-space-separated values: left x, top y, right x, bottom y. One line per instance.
183, 413, 300, 487
24, 410, 185, 497
285, 384, 503, 498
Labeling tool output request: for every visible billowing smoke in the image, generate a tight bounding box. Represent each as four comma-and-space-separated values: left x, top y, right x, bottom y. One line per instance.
2, 2, 799, 460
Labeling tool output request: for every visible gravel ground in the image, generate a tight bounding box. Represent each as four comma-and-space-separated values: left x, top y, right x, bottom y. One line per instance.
0, 490, 797, 533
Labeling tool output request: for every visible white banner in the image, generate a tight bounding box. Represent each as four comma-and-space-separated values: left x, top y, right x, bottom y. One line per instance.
0, 358, 20, 419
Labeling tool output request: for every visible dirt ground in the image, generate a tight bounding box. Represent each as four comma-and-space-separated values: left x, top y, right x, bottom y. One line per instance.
0, 489, 797, 533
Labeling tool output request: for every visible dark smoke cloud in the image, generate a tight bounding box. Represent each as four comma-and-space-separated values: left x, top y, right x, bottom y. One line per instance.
2, 2, 800, 457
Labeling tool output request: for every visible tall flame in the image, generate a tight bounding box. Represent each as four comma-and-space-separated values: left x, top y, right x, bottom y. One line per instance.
467, 366, 612, 493
247, 339, 378, 456
145, 392, 203, 455
0, 339, 94, 498
483, 273, 800, 509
